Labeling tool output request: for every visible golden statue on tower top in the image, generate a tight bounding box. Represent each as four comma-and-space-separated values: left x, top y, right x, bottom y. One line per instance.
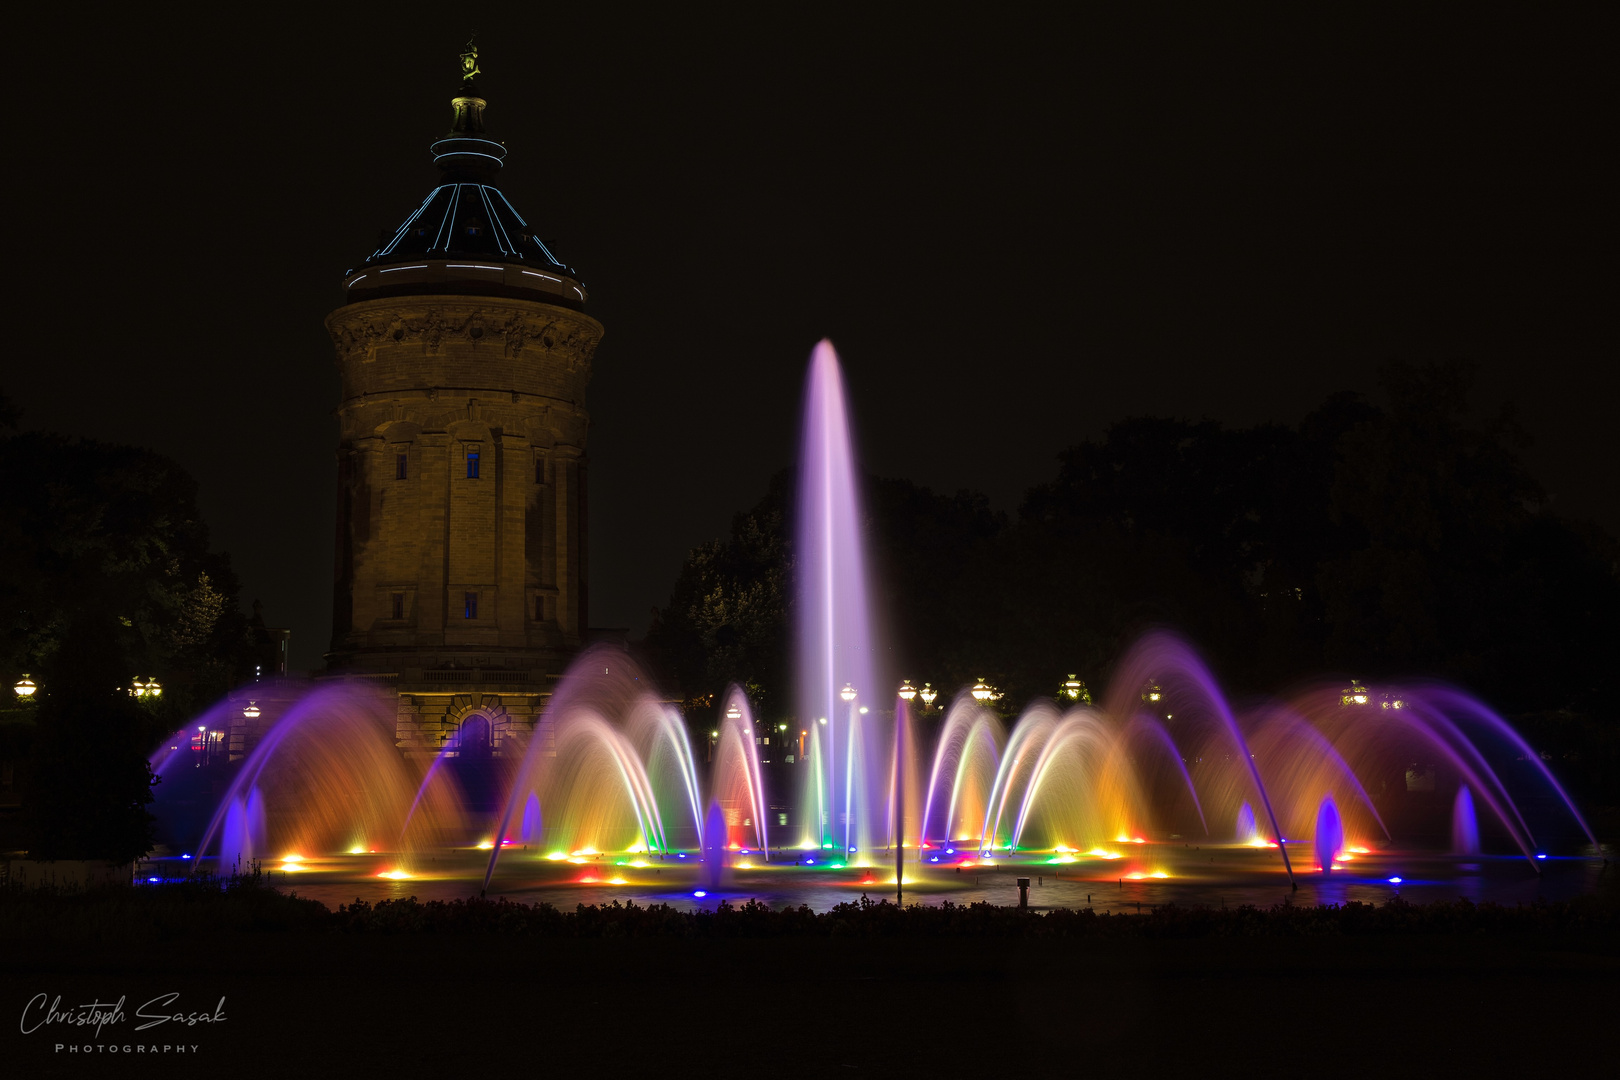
459, 38, 481, 83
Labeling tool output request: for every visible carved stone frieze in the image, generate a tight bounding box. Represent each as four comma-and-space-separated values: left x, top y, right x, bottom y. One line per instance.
327, 299, 602, 372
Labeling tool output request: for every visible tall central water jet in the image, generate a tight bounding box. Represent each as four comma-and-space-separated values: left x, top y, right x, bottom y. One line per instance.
796, 341, 880, 862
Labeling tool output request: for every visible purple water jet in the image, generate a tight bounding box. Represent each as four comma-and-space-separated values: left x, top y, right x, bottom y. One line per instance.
1452, 785, 1480, 855
1315, 795, 1344, 872
795, 340, 881, 860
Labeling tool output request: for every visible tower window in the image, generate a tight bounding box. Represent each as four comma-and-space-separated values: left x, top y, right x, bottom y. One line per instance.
464, 592, 478, 620
466, 451, 480, 479
395, 453, 408, 480
391, 593, 404, 620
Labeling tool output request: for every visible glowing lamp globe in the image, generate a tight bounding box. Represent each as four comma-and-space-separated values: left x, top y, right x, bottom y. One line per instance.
14, 675, 36, 698
243, 701, 261, 719
919, 683, 937, 707
971, 679, 995, 702
898, 680, 917, 701
725, 703, 742, 721
1141, 681, 1162, 703
840, 683, 857, 703
1341, 682, 1370, 707
1061, 675, 1089, 702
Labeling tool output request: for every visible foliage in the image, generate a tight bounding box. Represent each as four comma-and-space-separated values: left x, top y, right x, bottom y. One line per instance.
0, 426, 253, 729
24, 615, 159, 862
646, 470, 793, 720
648, 364, 1620, 737
5, 873, 1615, 940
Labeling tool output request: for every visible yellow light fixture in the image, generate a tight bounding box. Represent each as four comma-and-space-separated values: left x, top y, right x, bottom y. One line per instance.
919, 683, 937, 707
898, 680, 917, 701
1341, 681, 1370, 707
1141, 680, 1162, 704
13, 675, 37, 698
840, 683, 857, 703
971, 679, 996, 702
243, 701, 261, 719
1061, 674, 1089, 702
724, 702, 742, 721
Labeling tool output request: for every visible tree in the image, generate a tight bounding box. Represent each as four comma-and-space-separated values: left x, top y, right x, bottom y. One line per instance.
0, 428, 252, 729
25, 615, 158, 863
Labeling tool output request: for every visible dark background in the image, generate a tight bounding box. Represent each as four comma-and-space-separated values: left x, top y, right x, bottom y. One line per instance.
4, 4, 1612, 672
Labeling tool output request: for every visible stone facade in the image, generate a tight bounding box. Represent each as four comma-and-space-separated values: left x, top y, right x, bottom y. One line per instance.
324, 294, 602, 759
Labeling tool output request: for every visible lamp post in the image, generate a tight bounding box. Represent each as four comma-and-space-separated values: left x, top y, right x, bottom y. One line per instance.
839, 683, 856, 863
13, 675, 37, 699
919, 683, 937, 710
971, 678, 996, 703
1060, 675, 1090, 704
895, 693, 906, 905
1340, 681, 1370, 707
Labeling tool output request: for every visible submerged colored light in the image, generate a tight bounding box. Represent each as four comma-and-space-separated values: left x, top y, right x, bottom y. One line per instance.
694, 890, 707, 898
1389, 876, 1403, 884
1535, 854, 1547, 860
181, 855, 191, 859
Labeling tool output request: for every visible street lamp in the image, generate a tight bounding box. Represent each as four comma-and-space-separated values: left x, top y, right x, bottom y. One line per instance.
725, 702, 742, 722
971, 678, 996, 702
1141, 681, 1162, 704
243, 701, 261, 719
840, 683, 857, 703
13, 675, 37, 699
898, 680, 917, 702
1341, 682, 1369, 707
130, 677, 162, 699
919, 683, 937, 709
1060, 675, 1090, 703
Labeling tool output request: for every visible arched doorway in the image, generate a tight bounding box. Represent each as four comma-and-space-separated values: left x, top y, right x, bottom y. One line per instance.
457, 714, 493, 760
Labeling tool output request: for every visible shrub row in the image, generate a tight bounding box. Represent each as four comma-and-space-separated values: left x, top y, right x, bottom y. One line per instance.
4, 869, 1617, 941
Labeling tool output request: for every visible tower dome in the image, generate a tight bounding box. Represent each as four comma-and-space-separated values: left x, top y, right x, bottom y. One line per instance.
342, 43, 588, 311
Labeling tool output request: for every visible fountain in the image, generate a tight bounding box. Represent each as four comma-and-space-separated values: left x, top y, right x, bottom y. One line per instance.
150, 340, 1601, 908
1452, 785, 1481, 856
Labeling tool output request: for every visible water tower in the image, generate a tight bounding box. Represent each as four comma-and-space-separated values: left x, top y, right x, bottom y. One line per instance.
324, 44, 603, 766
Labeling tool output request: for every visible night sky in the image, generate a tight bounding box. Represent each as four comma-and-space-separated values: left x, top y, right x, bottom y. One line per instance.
7, 6, 1613, 671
